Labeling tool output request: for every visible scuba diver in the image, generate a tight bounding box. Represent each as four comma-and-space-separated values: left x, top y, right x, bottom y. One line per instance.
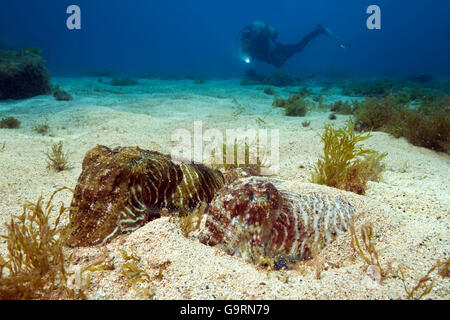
237, 21, 349, 67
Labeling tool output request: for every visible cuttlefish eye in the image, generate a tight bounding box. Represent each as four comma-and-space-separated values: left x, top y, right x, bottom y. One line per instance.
266, 191, 271, 200
249, 192, 254, 201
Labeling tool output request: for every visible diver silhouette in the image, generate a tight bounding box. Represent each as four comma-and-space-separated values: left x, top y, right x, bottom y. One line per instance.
238, 21, 348, 67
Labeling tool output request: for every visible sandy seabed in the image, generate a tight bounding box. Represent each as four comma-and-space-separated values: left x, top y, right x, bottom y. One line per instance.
0, 77, 448, 300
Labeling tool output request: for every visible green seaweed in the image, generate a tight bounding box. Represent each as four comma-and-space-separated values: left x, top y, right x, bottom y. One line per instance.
45, 141, 69, 171
351, 224, 448, 299
0, 117, 20, 129
393, 90, 412, 105
263, 87, 276, 95
0, 187, 87, 300
209, 139, 264, 174
330, 101, 354, 115
301, 120, 311, 128
262, 72, 297, 87
353, 94, 450, 152
272, 93, 311, 117
119, 249, 150, 283
353, 95, 404, 131
311, 121, 387, 195
285, 99, 308, 117
272, 97, 286, 108
119, 249, 155, 299
120, 261, 150, 284
171, 202, 207, 237
154, 261, 172, 282
33, 123, 50, 136
395, 107, 450, 152
350, 223, 387, 278
417, 90, 442, 106
312, 94, 325, 108
393, 260, 448, 300
297, 87, 312, 98
342, 79, 394, 97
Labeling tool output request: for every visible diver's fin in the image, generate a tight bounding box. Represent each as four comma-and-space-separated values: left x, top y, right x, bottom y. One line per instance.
316, 24, 331, 36
317, 24, 350, 49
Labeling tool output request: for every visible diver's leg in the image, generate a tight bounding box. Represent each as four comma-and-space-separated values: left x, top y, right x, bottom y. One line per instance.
294, 25, 327, 52
269, 25, 327, 67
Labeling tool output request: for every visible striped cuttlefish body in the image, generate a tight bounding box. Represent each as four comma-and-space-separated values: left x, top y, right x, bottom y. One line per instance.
66, 145, 225, 247
198, 177, 356, 261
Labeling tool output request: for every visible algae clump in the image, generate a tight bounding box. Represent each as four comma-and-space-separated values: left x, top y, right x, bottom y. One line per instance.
208, 139, 265, 175
353, 94, 449, 152
263, 87, 276, 95
272, 94, 310, 117
312, 121, 386, 195
0, 117, 21, 129
285, 97, 308, 117
45, 141, 69, 171
33, 123, 50, 135
0, 187, 87, 300
301, 120, 311, 128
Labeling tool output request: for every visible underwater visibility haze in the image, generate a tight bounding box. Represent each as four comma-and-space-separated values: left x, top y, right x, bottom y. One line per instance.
1, 0, 450, 76
0, 0, 449, 302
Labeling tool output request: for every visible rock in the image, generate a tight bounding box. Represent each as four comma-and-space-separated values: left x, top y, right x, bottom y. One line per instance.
407, 74, 433, 83
0, 48, 51, 100
53, 86, 73, 101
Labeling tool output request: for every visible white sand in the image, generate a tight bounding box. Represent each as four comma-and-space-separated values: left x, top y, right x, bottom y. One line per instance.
0, 77, 448, 300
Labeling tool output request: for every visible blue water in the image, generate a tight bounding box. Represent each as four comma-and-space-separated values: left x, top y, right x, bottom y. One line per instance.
1, 0, 449, 77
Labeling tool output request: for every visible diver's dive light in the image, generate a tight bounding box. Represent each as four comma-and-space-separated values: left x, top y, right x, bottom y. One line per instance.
244, 57, 251, 64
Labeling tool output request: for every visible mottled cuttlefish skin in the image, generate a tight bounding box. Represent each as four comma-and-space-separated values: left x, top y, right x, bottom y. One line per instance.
66, 145, 225, 247
198, 177, 356, 261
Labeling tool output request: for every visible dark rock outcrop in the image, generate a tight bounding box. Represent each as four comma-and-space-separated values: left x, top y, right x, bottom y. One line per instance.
53, 86, 73, 101
0, 48, 51, 100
